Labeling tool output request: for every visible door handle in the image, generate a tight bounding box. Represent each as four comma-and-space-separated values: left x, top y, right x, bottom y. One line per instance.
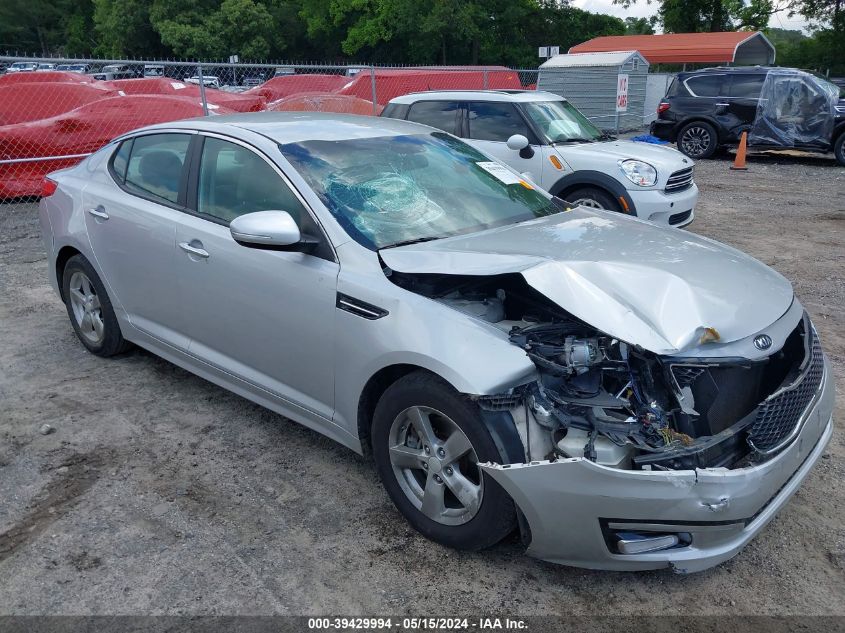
178, 241, 209, 258
87, 205, 109, 220
715, 103, 730, 107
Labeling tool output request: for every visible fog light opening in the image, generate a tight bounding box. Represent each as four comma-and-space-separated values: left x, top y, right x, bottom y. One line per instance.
614, 531, 690, 555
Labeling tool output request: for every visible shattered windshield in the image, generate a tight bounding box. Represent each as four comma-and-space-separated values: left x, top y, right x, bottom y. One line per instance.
280, 132, 562, 249
522, 100, 602, 143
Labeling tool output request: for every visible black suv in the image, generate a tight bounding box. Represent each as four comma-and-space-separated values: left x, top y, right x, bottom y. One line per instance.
651, 67, 845, 165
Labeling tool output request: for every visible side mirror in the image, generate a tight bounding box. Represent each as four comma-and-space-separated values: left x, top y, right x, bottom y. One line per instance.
506, 134, 530, 151
230, 210, 313, 251
507, 134, 535, 159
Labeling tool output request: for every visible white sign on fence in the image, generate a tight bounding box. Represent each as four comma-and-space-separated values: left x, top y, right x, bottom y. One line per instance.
549, 46, 559, 57
616, 73, 629, 112
538, 47, 549, 58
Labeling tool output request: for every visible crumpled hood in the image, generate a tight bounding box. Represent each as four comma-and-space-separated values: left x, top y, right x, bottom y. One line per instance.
560, 139, 690, 171
380, 209, 794, 355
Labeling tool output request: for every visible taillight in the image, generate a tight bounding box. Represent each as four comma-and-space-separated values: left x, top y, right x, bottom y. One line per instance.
657, 102, 671, 115
41, 177, 58, 198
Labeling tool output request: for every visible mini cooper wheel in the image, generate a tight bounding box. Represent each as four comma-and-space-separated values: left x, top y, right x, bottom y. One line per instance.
567, 187, 621, 212
62, 255, 130, 357
678, 121, 717, 159
372, 372, 516, 550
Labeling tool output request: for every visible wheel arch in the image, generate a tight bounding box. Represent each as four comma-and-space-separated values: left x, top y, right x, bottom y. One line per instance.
55, 245, 83, 302
549, 170, 636, 215
677, 117, 727, 144
356, 363, 525, 464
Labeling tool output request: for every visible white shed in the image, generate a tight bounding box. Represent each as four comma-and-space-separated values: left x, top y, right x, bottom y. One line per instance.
538, 50, 649, 132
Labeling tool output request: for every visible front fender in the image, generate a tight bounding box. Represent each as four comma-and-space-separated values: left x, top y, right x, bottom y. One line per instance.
549, 170, 637, 215
332, 272, 537, 440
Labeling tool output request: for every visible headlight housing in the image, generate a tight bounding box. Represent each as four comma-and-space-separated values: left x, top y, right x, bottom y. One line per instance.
618, 159, 657, 187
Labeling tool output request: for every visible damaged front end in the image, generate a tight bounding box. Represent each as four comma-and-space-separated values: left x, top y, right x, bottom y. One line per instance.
391, 270, 822, 472
388, 269, 834, 571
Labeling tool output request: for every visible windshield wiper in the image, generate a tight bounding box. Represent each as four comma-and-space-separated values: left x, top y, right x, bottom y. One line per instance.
553, 137, 596, 144
597, 132, 617, 141
381, 235, 441, 249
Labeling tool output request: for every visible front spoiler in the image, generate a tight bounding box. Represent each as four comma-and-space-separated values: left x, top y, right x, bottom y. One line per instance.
481, 356, 835, 573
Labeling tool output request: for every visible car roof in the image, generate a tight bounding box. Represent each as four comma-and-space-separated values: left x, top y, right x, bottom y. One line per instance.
387, 90, 566, 104
138, 112, 436, 144
679, 66, 786, 78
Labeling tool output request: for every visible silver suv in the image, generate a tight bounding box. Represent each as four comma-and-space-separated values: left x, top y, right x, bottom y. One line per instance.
383, 90, 698, 228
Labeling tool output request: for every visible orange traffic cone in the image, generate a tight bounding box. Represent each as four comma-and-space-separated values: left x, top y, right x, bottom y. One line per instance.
731, 131, 748, 171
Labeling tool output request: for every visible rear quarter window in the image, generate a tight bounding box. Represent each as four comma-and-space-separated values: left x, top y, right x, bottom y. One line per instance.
685, 75, 725, 97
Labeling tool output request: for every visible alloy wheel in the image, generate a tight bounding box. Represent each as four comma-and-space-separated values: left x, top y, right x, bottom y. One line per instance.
681, 126, 711, 157
68, 271, 105, 344
388, 406, 483, 526
571, 197, 605, 210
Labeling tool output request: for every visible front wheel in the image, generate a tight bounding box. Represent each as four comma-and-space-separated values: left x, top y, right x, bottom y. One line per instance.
566, 187, 621, 212
371, 372, 516, 551
677, 121, 718, 159
834, 133, 845, 167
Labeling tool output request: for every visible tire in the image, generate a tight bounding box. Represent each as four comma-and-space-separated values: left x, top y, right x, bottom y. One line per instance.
565, 187, 621, 212
61, 254, 130, 357
371, 371, 517, 551
677, 121, 718, 159
834, 133, 845, 167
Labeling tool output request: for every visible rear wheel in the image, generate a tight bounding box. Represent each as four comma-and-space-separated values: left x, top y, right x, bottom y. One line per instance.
62, 255, 130, 357
678, 121, 718, 159
371, 372, 516, 551
566, 187, 621, 212
834, 133, 845, 167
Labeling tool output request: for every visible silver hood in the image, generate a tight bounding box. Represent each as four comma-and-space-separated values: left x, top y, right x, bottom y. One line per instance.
561, 139, 689, 169
380, 209, 794, 355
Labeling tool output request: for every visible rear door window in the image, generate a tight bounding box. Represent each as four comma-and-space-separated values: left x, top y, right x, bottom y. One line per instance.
406, 101, 460, 135
123, 133, 191, 205
685, 75, 725, 97
467, 102, 530, 142
729, 74, 766, 99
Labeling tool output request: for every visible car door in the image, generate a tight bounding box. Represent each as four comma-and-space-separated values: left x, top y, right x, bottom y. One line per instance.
174, 134, 339, 421
725, 73, 766, 137
464, 101, 546, 184
82, 131, 194, 348
681, 73, 736, 138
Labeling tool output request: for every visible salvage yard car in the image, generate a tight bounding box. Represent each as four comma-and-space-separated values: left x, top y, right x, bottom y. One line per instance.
651, 66, 845, 165
382, 90, 698, 227
39, 113, 834, 572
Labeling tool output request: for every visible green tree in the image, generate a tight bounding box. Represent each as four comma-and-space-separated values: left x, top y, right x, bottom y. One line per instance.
613, 0, 798, 32
93, 0, 167, 57
151, 0, 280, 60
625, 16, 656, 33
0, 0, 95, 55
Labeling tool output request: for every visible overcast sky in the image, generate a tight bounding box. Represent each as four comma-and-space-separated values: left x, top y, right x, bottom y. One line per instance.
572, 0, 810, 33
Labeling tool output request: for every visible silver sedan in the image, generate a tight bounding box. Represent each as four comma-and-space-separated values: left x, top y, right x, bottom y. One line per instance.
39, 113, 834, 572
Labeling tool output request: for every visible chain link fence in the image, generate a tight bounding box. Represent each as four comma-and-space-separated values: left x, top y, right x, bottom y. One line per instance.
0, 55, 660, 202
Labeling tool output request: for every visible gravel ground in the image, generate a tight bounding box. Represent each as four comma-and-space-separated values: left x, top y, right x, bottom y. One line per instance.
0, 152, 843, 616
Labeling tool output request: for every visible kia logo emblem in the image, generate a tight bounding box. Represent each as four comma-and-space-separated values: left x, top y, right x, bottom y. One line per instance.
754, 334, 773, 350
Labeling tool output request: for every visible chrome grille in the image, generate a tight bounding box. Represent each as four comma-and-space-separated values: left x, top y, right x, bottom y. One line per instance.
748, 328, 824, 454
665, 167, 694, 193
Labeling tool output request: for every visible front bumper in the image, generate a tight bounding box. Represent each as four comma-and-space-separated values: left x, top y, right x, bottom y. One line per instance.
481, 355, 834, 573
628, 183, 698, 228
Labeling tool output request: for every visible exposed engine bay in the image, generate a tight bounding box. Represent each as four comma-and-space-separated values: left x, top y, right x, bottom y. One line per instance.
388, 271, 815, 472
